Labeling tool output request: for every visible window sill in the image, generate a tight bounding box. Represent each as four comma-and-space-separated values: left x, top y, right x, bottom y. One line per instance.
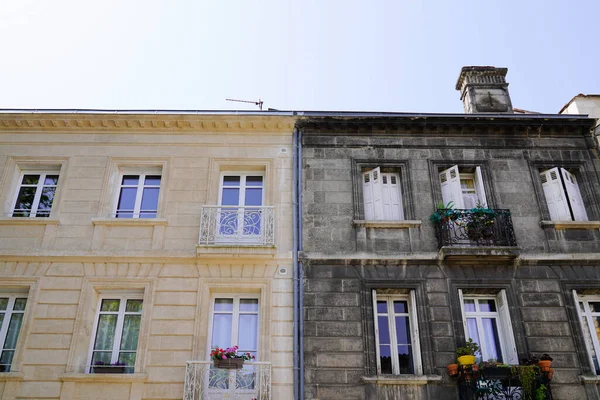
362, 375, 442, 385
353, 220, 422, 229
540, 220, 600, 230
60, 372, 148, 383
91, 218, 168, 227
0, 372, 24, 382
0, 217, 59, 226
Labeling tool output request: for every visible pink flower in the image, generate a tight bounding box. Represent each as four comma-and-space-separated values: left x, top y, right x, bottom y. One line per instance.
222, 355, 227, 359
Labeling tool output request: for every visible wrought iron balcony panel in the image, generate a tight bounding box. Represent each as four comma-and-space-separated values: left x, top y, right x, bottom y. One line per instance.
199, 206, 275, 246
432, 209, 517, 248
184, 361, 271, 400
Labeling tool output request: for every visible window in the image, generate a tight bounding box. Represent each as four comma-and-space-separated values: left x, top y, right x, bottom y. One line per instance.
0, 295, 27, 372
540, 167, 588, 221
362, 167, 404, 220
372, 290, 422, 375
11, 173, 59, 217
209, 295, 259, 360
116, 174, 161, 218
217, 174, 264, 239
458, 289, 518, 364
573, 291, 600, 374
88, 297, 143, 373
439, 165, 487, 209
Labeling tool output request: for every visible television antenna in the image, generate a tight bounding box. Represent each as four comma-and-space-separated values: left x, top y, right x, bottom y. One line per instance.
225, 98, 263, 110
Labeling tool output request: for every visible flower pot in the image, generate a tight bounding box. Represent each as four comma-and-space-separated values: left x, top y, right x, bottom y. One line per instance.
447, 363, 459, 376
214, 358, 245, 370
547, 368, 554, 380
92, 366, 125, 374
457, 355, 476, 366
538, 360, 552, 372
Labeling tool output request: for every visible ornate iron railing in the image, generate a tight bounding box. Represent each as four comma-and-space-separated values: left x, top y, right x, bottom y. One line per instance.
184, 361, 271, 400
456, 365, 552, 400
198, 206, 275, 246
432, 209, 517, 248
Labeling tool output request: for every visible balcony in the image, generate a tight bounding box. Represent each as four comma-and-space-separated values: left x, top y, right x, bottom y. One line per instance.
184, 361, 271, 400
431, 209, 519, 262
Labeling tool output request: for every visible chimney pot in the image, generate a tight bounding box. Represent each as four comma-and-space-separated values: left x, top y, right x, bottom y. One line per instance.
456, 66, 513, 114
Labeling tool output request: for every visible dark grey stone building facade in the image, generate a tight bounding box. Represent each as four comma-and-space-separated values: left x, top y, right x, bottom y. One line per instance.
299, 67, 600, 399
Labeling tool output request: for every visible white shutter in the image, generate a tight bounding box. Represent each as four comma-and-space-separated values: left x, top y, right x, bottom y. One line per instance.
381, 173, 404, 220
496, 290, 518, 364
561, 168, 588, 221
573, 290, 597, 372
458, 289, 469, 338
371, 167, 383, 220
362, 170, 374, 220
474, 166, 488, 207
540, 168, 571, 220
440, 165, 464, 208
410, 290, 422, 375
372, 290, 381, 375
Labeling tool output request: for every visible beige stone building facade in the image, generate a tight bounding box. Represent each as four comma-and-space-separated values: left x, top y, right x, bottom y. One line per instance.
0, 112, 295, 400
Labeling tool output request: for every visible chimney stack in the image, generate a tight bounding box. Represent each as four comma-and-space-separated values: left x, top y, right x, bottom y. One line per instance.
456, 66, 513, 113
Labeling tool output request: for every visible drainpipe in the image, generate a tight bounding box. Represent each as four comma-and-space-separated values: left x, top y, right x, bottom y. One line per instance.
298, 128, 305, 400
292, 127, 300, 400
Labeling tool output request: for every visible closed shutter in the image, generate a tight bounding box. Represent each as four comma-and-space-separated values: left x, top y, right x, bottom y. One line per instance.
371, 168, 383, 219
440, 165, 464, 208
540, 168, 571, 220
474, 166, 488, 207
410, 290, 422, 375
496, 290, 518, 364
363, 170, 374, 220
381, 173, 404, 220
561, 168, 588, 221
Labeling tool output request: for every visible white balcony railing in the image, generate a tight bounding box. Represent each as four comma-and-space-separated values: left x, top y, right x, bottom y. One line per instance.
184, 361, 271, 400
198, 206, 275, 246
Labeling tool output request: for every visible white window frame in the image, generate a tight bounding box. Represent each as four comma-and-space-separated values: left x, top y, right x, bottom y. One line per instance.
573, 291, 600, 374
10, 171, 60, 218
86, 294, 144, 373
362, 167, 404, 220
458, 289, 518, 364
372, 290, 422, 375
540, 167, 588, 221
0, 294, 28, 372
439, 165, 487, 209
218, 173, 265, 208
207, 293, 260, 360
115, 172, 162, 219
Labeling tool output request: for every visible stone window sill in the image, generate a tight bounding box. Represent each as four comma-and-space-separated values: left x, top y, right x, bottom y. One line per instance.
0, 217, 59, 226
362, 374, 442, 385
60, 372, 148, 383
580, 375, 600, 384
353, 220, 422, 229
91, 218, 168, 227
540, 220, 600, 230
0, 372, 24, 382
196, 244, 276, 258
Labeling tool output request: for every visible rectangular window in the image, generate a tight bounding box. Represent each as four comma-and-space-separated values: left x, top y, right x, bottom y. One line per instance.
573, 291, 600, 374
89, 297, 143, 373
116, 174, 161, 218
0, 296, 27, 372
209, 295, 259, 360
540, 167, 588, 221
11, 173, 59, 217
458, 289, 518, 364
217, 174, 265, 239
439, 165, 487, 209
362, 167, 404, 220
372, 290, 422, 375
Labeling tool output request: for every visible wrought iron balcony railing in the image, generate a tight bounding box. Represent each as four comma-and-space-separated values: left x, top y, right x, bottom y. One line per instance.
184, 361, 271, 400
432, 209, 517, 248
198, 206, 275, 246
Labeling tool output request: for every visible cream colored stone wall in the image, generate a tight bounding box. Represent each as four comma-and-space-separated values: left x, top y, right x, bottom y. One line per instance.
0, 114, 295, 399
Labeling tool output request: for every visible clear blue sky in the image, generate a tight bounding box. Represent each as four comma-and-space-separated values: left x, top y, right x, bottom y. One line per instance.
1, 0, 598, 113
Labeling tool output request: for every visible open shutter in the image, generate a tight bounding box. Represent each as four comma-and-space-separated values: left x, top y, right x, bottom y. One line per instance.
457, 289, 469, 339
410, 290, 422, 375
573, 290, 597, 373
561, 168, 588, 221
540, 168, 571, 220
440, 165, 464, 208
496, 290, 518, 364
372, 290, 381, 375
363, 170, 374, 220
474, 166, 488, 207
381, 173, 404, 220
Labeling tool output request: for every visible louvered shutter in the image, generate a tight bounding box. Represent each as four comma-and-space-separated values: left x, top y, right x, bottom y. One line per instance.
561, 168, 588, 221
573, 290, 597, 372
540, 168, 571, 220
440, 165, 464, 208
496, 290, 518, 364
457, 289, 469, 339
363, 170, 374, 220
474, 166, 488, 207
371, 168, 383, 219
410, 290, 422, 375
381, 173, 404, 220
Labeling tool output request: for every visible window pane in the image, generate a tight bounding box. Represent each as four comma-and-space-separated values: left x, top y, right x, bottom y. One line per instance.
479, 299, 497, 312
482, 318, 501, 361
214, 298, 233, 312
238, 315, 258, 351
91, 351, 112, 366
378, 316, 390, 344
126, 300, 143, 313
212, 314, 232, 348
379, 345, 392, 374
0, 315, 4, 328
144, 175, 161, 185
13, 299, 27, 311
44, 175, 59, 185
393, 300, 408, 314
101, 299, 121, 312
583, 316, 600, 373
239, 299, 258, 312
140, 188, 159, 211
397, 344, 414, 374
122, 175, 139, 185
466, 318, 480, 346
221, 188, 240, 206
0, 299, 7, 310
22, 175, 39, 185
244, 188, 263, 206
94, 314, 117, 350
0, 351, 14, 372
589, 302, 600, 312
463, 299, 476, 312
14, 187, 36, 214
395, 315, 411, 346
116, 187, 137, 216
118, 352, 136, 373
36, 186, 56, 215
3, 314, 24, 349
376, 301, 387, 314
120, 315, 141, 351
246, 176, 263, 186
223, 176, 240, 186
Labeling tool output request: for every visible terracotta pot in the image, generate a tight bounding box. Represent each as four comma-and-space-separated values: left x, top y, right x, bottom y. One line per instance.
547, 368, 554, 380
214, 358, 245, 370
538, 360, 552, 372
447, 363, 459, 376
457, 355, 476, 366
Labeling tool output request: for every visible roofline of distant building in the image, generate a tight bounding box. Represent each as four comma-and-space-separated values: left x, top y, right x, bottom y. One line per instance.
559, 94, 600, 114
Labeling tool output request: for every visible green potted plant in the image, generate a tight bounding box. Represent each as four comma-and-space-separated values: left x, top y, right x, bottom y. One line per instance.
460, 203, 497, 242
456, 338, 480, 366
